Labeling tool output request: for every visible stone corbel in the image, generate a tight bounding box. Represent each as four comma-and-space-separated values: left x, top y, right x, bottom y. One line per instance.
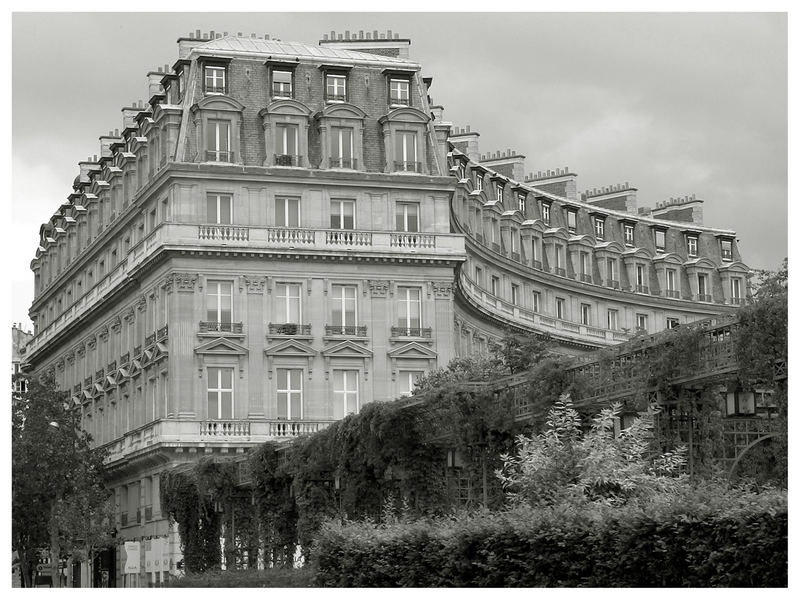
245, 276, 266, 294
368, 279, 389, 298
136, 295, 147, 312
110, 316, 122, 333
76, 344, 86, 358
176, 273, 197, 293
99, 326, 109, 341
65, 351, 75, 365
56, 359, 65, 372
86, 335, 97, 350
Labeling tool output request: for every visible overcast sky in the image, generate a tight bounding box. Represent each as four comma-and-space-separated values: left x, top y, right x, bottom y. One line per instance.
10, 12, 788, 331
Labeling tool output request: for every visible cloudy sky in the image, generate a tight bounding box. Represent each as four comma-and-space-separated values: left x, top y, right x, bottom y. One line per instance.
10, 11, 788, 331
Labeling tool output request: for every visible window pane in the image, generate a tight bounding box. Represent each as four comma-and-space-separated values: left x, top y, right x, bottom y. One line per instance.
219, 196, 231, 224
288, 199, 299, 227
208, 392, 218, 419
274, 70, 292, 83
221, 391, 232, 419
207, 196, 217, 222
290, 392, 302, 419
277, 392, 287, 419
221, 368, 232, 388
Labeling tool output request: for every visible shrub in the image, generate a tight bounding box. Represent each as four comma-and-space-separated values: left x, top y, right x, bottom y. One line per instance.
164, 567, 316, 587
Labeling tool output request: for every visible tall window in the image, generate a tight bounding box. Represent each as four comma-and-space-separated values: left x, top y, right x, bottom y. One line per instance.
654, 229, 666, 252
556, 297, 565, 320
541, 202, 551, 225
624, 224, 635, 246
275, 197, 300, 227
331, 200, 355, 230
330, 127, 354, 168
207, 367, 233, 419
580, 252, 590, 277
395, 132, 418, 172
594, 218, 605, 240
397, 287, 421, 334
607, 309, 619, 331
731, 277, 742, 302
511, 284, 520, 305
207, 120, 231, 162
720, 239, 733, 261
395, 203, 419, 232
206, 280, 232, 325
697, 273, 708, 300
566, 210, 577, 232
389, 78, 410, 105
275, 124, 299, 165
207, 194, 232, 224
204, 65, 226, 94
333, 370, 359, 419
331, 284, 357, 332
491, 276, 500, 297
272, 70, 293, 98
636, 264, 646, 287
326, 74, 347, 102
518, 194, 526, 215
636, 313, 648, 332
580, 303, 591, 325
275, 283, 301, 324
398, 370, 423, 397
475, 172, 483, 191
607, 258, 617, 284
474, 266, 483, 286
687, 236, 698, 257
667, 317, 680, 329
276, 368, 302, 420
666, 268, 677, 292
532, 291, 541, 313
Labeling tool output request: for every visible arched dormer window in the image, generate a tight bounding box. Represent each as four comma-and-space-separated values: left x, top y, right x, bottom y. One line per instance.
378, 106, 430, 174
594, 240, 625, 289
190, 95, 245, 165
621, 247, 654, 294
258, 99, 313, 168
316, 102, 367, 170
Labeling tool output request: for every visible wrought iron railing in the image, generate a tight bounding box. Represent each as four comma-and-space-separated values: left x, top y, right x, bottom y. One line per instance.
326, 92, 346, 102
554, 267, 566, 277
532, 259, 543, 270
274, 154, 303, 167
666, 289, 681, 299
330, 158, 357, 169
580, 274, 593, 283
636, 285, 650, 294
607, 279, 620, 289
697, 294, 713, 302
157, 325, 169, 340
389, 96, 410, 106
205, 150, 234, 162
511, 251, 521, 262
268, 323, 312, 336
199, 321, 244, 334
325, 325, 367, 337
391, 326, 433, 338
394, 161, 421, 173
271, 83, 293, 97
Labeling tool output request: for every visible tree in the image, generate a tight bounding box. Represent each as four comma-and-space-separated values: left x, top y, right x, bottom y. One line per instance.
12, 376, 112, 588
497, 395, 687, 507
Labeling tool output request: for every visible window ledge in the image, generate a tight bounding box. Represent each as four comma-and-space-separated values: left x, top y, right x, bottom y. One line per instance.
389, 336, 434, 344
197, 331, 246, 339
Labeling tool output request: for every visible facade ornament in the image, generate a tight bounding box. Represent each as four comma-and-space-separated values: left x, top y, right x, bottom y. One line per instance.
123, 307, 136, 323
368, 280, 390, 297
65, 351, 75, 364
162, 273, 175, 294
75, 344, 85, 358
433, 282, 454, 298
136, 294, 147, 312
86, 335, 97, 350
175, 272, 197, 292
244, 276, 266, 294
98, 325, 109, 341
110, 316, 122, 333
56, 359, 65, 372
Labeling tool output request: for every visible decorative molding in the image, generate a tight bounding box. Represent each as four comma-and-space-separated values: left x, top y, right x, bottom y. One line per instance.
433, 282, 454, 298
244, 276, 267, 294
65, 351, 75, 365
55, 359, 65, 372
110, 316, 122, 333
98, 325, 109, 341
123, 307, 136, 323
136, 295, 147, 312
75, 344, 86, 358
86, 335, 97, 350
175, 272, 197, 292
368, 279, 390, 298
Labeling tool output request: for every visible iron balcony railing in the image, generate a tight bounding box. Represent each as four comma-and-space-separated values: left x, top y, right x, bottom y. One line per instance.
635, 285, 650, 294
268, 323, 312, 336
697, 294, 713, 302
200, 321, 244, 334
206, 84, 226, 94
391, 326, 433, 338
325, 325, 367, 337
532, 259, 543, 270
721, 249, 733, 261
389, 96, 410, 106
157, 325, 169, 340
491, 242, 501, 252
326, 92, 347, 102
580, 274, 593, 283
394, 161, 421, 173
511, 251, 521, 262
666, 289, 681, 299
145, 333, 156, 347
554, 267, 566, 277
274, 154, 303, 167
119, 352, 130, 366
330, 158, 357, 169
607, 279, 621, 289
205, 150, 234, 162
271, 83, 293, 97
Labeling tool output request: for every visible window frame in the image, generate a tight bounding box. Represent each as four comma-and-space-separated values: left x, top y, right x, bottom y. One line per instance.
330, 199, 355, 230
275, 282, 302, 324
636, 313, 648, 332
398, 370, 424, 397
325, 72, 348, 103
566, 209, 577, 233
331, 284, 358, 330
330, 126, 355, 169
686, 235, 699, 257
203, 64, 227, 95
389, 77, 411, 106
206, 119, 232, 162
206, 193, 232, 225
624, 223, 635, 246
607, 308, 619, 331
206, 279, 233, 324
207, 366, 234, 420
395, 202, 420, 233
397, 286, 422, 332
276, 368, 303, 420
275, 197, 301, 228
580, 303, 591, 325
333, 369, 359, 418
594, 217, 605, 240
271, 69, 294, 99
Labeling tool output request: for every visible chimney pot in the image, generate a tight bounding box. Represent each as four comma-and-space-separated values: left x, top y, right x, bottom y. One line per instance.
223, 31, 228, 37
466, 124, 470, 132
195, 29, 201, 38
387, 29, 393, 38
359, 30, 364, 39
338, 33, 343, 40
345, 30, 350, 39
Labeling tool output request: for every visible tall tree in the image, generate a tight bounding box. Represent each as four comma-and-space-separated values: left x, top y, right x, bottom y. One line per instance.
12, 376, 112, 588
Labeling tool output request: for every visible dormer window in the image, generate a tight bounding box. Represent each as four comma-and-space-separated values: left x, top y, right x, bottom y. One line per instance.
686, 235, 698, 257
518, 193, 526, 215
204, 65, 227, 94
395, 131, 419, 172
326, 73, 347, 102
389, 78, 410, 106
720, 238, 733, 261
272, 70, 293, 98
475, 171, 483, 191
653, 227, 667, 252
623, 223, 635, 246
566, 209, 577, 233
495, 183, 504, 203
541, 201, 551, 225
594, 216, 605, 240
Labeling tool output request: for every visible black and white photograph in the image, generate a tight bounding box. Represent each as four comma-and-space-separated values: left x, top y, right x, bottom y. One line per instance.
10, 7, 789, 589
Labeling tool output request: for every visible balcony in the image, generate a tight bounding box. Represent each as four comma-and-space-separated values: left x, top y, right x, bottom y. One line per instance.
198, 225, 249, 241
390, 233, 435, 249
394, 161, 421, 173
144, 505, 153, 521
157, 325, 169, 341
326, 230, 372, 246
145, 333, 156, 347
511, 251, 521, 262
268, 323, 312, 336
274, 154, 303, 167
729, 297, 745, 305
199, 321, 244, 334
269, 420, 332, 438
635, 285, 650, 294
606, 279, 621, 289
532, 259, 543, 270
201, 420, 251, 437
325, 325, 367, 337
580, 274, 593, 284
666, 289, 681, 299
554, 267, 566, 277
330, 158, 357, 169
391, 326, 433, 338
696, 294, 713, 302
205, 150, 235, 162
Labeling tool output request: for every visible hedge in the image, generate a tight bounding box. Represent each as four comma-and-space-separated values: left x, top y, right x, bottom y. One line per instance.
312, 487, 787, 587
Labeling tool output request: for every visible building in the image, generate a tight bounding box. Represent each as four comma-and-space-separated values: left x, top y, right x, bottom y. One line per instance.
12, 323, 33, 400
21, 29, 749, 586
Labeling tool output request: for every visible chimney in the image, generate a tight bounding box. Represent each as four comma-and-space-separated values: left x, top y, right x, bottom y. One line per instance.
430, 105, 452, 177
121, 105, 141, 131
480, 149, 526, 183
177, 30, 211, 59
319, 28, 411, 59
580, 182, 637, 213
449, 125, 481, 163
146, 70, 166, 103
650, 194, 704, 225
98, 131, 121, 159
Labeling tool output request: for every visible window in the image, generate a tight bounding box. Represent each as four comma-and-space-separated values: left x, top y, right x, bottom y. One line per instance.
398, 370, 423, 397
667, 317, 680, 330
331, 200, 355, 230
720, 239, 733, 261
395, 131, 418, 172
607, 309, 619, 331
204, 65, 226, 94
654, 229, 666, 252
495, 184, 504, 204
518, 194, 526, 215
333, 370, 359, 418
511, 284, 520, 305
389, 78, 410, 105
395, 203, 419, 232
580, 252, 590, 278
275, 197, 300, 227
275, 123, 300, 166
556, 297, 565, 320
697, 273, 709, 300
731, 277, 742, 302
580, 303, 591, 325
687, 236, 698, 257
636, 264, 647, 291
594, 218, 605, 240
554, 245, 564, 274
605, 258, 617, 286
636, 313, 648, 332
206, 280, 232, 325
475, 172, 483, 191
272, 70, 293, 98
541, 202, 551, 225
624, 224, 635, 246
206, 120, 231, 162
275, 283, 301, 324
276, 368, 303, 419
330, 127, 354, 168
491, 276, 500, 297
666, 268, 677, 295
326, 73, 347, 102
397, 287, 422, 333
474, 266, 483, 286
331, 284, 357, 332
207, 194, 232, 224
566, 210, 577, 232
207, 367, 233, 419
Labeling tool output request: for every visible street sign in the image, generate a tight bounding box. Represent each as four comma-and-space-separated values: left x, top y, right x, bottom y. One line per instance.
124, 541, 141, 574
